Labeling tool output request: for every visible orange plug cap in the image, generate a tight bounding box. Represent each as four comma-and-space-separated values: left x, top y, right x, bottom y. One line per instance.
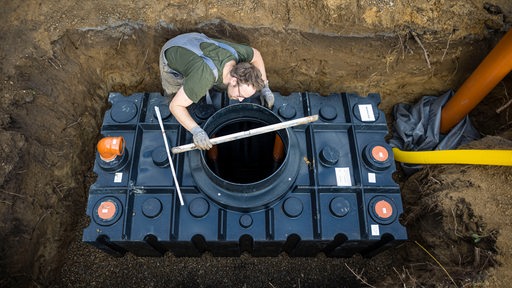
371, 145, 389, 162
374, 200, 393, 219
97, 136, 125, 162
97, 200, 117, 220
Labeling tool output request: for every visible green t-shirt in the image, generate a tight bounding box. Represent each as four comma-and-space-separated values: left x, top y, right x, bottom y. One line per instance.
164, 40, 254, 103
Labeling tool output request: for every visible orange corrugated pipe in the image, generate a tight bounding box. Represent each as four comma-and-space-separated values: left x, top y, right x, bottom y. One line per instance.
97, 136, 125, 162
440, 29, 512, 134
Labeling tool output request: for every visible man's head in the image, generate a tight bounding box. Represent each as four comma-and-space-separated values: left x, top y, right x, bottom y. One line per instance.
227, 62, 264, 102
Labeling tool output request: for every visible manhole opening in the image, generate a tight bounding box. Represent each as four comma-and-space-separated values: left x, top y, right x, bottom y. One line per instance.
205, 120, 286, 184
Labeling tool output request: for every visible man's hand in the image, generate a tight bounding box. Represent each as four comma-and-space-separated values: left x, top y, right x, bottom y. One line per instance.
191, 126, 212, 150
260, 81, 274, 109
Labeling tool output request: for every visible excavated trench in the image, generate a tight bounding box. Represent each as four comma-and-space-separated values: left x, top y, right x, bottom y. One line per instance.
1, 20, 511, 287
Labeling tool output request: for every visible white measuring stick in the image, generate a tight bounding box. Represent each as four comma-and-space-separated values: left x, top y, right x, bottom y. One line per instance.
154, 106, 184, 206
171, 114, 319, 154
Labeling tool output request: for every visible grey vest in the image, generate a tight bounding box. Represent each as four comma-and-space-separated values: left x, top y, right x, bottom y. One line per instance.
161, 32, 239, 81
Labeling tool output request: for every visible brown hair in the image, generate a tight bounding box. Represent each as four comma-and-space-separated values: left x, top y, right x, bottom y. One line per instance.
230, 62, 265, 90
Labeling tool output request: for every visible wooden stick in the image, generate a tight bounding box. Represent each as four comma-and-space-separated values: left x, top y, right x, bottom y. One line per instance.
172, 115, 319, 154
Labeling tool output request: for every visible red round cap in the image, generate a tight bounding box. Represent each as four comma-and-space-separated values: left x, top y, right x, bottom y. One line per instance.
371, 145, 389, 162
374, 200, 393, 219
97, 200, 117, 220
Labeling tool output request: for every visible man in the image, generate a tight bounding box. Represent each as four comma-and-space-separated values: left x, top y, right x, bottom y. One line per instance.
159, 32, 274, 150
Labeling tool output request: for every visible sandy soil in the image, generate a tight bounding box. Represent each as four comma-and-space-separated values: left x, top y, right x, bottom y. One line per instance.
1, 1, 512, 287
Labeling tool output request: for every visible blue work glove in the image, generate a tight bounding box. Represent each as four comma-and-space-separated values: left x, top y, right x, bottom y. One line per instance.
191, 126, 212, 150
260, 81, 274, 109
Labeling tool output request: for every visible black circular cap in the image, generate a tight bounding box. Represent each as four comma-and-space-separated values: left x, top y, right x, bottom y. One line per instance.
352, 103, 379, 122
319, 106, 337, 121
194, 104, 216, 120
278, 105, 297, 119
239, 214, 253, 228
282, 197, 303, 218
189, 198, 210, 218
330, 197, 351, 217
319, 146, 339, 166
142, 197, 163, 218
153, 104, 171, 120
97, 150, 129, 172
111, 101, 138, 123
152, 146, 169, 167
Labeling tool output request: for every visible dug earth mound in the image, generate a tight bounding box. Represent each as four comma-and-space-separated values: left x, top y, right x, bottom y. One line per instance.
1, 1, 512, 287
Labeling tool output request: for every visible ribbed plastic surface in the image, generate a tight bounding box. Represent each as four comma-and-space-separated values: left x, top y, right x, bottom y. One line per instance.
83, 91, 407, 257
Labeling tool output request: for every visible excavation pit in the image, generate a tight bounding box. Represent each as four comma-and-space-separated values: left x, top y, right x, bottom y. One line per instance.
1, 11, 511, 286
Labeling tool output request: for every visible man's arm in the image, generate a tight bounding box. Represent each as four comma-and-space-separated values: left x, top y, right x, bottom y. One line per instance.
250, 47, 274, 108
250, 48, 268, 82
169, 86, 196, 131
169, 87, 213, 150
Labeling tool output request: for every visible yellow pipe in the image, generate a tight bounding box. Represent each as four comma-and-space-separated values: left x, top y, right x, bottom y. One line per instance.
392, 148, 512, 166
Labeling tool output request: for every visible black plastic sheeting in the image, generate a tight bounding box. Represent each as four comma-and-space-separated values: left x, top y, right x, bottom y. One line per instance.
389, 90, 481, 172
